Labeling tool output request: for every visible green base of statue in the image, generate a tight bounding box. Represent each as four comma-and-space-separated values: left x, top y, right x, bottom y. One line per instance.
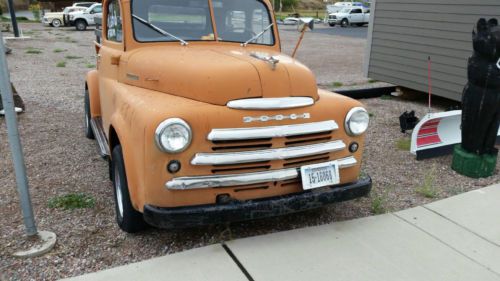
452, 145, 497, 178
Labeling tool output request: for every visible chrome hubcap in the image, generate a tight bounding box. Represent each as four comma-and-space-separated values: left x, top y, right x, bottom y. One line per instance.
114, 165, 124, 218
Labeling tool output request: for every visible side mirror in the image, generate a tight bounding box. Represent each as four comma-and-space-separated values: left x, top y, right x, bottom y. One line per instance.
297, 17, 314, 32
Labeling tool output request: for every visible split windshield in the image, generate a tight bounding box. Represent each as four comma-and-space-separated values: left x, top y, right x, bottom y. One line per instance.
131, 0, 275, 45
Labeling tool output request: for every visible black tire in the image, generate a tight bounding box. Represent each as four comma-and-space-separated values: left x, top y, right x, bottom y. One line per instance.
112, 145, 148, 233
52, 19, 62, 28
75, 19, 87, 31
341, 19, 349, 28
356, 23, 364, 27
84, 89, 95, 139
328, 23, 336, 27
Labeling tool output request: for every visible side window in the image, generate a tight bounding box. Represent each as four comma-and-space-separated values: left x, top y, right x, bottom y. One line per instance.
352, 9, 362, 14
107, 1, 122, 42
94, 6, 102, 14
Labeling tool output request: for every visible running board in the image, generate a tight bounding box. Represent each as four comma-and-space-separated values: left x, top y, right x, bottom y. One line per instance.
90, 117, 110, 158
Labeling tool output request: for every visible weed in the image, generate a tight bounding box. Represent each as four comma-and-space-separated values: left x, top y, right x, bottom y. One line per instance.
368, 79, 378, 83
332, 82, 343, 88
368, 112, 375, 117
48, 193, 95, 210
380, 95, 392, 100
416, 169, 438, 198
56, 61, 66, 67
86, 63, 96, 68
396, 138, 411, 151
65, 55, 83, 60
371, 195, 386, 214
53, 48, 66, 53
25, 47, 42, 54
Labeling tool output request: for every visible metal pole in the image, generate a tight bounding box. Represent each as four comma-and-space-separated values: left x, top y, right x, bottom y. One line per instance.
0, 32, 37, 236
6, 0, 20, 38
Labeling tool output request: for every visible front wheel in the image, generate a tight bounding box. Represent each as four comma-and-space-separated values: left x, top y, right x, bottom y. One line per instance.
75, 19, 87, 31
341, 19, 349, 28
112, 145, 148, 233
52, 19, 62, 28
328, 23, 336, 27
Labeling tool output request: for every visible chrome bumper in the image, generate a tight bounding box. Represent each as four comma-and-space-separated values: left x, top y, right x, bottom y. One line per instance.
191, 140, 346, 165
167, 156, 357, 190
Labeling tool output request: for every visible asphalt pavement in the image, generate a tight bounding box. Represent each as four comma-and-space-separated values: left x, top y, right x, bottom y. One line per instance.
63, 183, 500, 281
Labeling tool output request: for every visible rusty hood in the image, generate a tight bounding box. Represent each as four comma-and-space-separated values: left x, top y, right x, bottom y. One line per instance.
119, 46, 318, 106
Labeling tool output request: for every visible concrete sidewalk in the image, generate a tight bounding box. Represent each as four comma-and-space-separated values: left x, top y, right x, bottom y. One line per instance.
63, 183, 500, 281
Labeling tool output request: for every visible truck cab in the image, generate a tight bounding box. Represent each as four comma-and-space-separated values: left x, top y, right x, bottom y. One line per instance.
85, 0, 372, 233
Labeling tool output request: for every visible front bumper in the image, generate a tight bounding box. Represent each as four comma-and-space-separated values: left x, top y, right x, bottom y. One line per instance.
143, 176, 372, 229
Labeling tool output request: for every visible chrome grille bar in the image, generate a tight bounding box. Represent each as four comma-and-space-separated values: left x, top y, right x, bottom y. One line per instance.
227, 97, 314, 110
208, 120, 338, 141
191, 140, 346, 166
167, 157, 357, 190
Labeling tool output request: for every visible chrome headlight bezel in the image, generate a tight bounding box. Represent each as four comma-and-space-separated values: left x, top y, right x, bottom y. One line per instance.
345, 107, 369, 136
155, 118, 192, 153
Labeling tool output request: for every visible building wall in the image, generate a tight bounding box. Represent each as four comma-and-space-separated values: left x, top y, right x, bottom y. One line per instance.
364, 0, 500, 101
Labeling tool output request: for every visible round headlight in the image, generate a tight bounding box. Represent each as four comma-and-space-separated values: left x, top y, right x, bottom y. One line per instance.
345, 107, 369, 136
155, 118, 192, 153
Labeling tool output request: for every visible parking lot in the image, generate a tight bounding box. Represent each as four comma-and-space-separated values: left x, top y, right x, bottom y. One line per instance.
0, 23, 498, 280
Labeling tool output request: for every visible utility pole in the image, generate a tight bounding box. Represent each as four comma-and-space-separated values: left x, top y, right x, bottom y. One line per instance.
6, 0, 20, 37
0, 31, 56, 258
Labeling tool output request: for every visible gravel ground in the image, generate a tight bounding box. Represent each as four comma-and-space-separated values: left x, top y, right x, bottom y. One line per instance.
0, 23, 498, 280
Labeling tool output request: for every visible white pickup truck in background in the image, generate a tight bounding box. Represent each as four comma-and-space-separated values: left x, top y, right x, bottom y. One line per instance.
328, 7, 370, 27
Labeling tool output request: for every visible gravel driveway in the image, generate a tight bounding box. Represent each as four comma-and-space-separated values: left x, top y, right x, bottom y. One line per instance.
0, 23, 498, 280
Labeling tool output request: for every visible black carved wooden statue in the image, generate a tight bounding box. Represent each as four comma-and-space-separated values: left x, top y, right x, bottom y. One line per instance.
453, 18, 500, 178
461, 18, 500, 155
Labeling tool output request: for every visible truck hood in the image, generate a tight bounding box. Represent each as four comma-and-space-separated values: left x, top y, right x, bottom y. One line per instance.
119, 46, 318, 106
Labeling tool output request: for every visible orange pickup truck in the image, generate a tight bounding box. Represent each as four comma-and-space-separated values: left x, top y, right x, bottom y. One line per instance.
84, 0, 371, 233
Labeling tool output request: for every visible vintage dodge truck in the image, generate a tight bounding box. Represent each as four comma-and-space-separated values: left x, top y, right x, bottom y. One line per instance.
85, 0, 372, 233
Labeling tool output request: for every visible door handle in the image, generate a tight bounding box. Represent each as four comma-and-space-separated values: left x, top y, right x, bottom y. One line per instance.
110, 54, 121, 66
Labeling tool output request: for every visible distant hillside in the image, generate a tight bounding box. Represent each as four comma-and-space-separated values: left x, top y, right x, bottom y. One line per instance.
297, 0, 327, 10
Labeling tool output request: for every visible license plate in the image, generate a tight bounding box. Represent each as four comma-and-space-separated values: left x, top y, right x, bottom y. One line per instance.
300, 161, 340, 190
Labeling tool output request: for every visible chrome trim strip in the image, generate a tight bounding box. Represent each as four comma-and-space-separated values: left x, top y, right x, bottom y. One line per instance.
191, 140, 346, 165
227, 97, 315, 110
208, 120, 339, 141
167, 157, 357, 190
90, 117, 110, 158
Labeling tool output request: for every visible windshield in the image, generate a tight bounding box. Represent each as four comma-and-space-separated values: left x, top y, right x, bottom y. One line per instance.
340, 8, 351, 13
131, 0, 275, 45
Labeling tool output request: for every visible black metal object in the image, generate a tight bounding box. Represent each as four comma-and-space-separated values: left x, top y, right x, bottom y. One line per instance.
399, 111, 419, 133
335, 86, 396, 99
6, 0, 19, 38
143, 177, 372, 229
461, 18, 500, 155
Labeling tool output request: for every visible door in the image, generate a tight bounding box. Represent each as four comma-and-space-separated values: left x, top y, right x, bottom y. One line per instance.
350, 8, 363, 23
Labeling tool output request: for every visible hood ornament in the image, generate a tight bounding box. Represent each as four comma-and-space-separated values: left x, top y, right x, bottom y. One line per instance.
250, 52, 280, 70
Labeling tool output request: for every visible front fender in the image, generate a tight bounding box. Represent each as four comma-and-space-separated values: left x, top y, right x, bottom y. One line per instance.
86, 70, 100, 117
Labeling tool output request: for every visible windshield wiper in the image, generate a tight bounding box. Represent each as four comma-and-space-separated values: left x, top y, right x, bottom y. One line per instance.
241, 23, 274, 47
132, 14, 188, 46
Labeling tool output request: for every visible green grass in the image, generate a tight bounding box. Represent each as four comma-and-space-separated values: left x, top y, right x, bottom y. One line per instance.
53, 48, 67, 53
85, 63, 96, 68
368, 79, 378, 83
332, 82, 343, 88
65, 55, 83, 60
370, 186, 391, 215
396, 138, 411, 151
48, 193, 95, 210
368, 112, 375, 118
56, 61, 66, 68
380, 95, 393, 100
416, 170, 438, 198
25, 47, 42, 54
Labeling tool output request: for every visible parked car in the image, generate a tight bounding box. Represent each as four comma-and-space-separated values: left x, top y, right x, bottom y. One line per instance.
44, 7, 86, 27
69, 3, 102, 31
282, 17, 300, 25
328, 7, 370, 27
85, 0, 372, 233
63, 2, 97, 26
